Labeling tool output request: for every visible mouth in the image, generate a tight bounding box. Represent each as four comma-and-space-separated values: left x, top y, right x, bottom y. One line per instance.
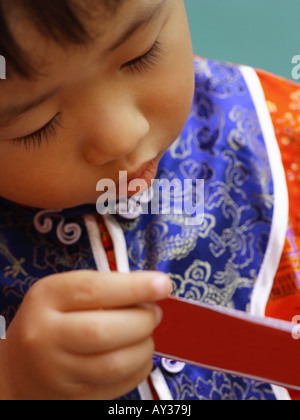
127, 158, 158, 182
117, 154, 161, 194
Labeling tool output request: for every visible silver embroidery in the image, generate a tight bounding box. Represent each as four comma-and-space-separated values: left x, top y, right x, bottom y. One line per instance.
33, 209, 82, 245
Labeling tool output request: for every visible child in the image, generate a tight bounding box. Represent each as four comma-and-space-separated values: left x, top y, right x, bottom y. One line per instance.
0, 0, 299, 400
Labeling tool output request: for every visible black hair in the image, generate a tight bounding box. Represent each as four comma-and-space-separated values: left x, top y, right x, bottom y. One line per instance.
0, 0, 121, 79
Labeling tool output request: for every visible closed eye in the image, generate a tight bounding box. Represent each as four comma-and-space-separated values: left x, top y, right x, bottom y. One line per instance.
11, 113, 62, 151
123, 40, 166, 74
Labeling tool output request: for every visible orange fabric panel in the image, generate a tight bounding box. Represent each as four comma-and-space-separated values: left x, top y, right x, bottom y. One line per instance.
94, 214, 117, 272
257, 69, 300, 399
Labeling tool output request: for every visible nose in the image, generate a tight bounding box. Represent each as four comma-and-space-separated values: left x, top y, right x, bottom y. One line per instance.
82, 93, 150, 166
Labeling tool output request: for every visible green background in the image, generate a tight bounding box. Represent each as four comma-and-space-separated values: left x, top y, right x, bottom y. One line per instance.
185, 0, 300, 81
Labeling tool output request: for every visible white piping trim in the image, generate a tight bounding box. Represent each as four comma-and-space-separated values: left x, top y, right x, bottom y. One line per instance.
240, 65, 289, 316
271, 386, 291, 401
102, 214, 130, 274
137, 380, 154, 401
240, 66, 290, 400
150, 368, 174, 400
84, 213, 154, 400
83, 215, 110, 272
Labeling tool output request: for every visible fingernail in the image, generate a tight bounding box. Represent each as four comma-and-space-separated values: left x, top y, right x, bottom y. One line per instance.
152, 274, 172, 297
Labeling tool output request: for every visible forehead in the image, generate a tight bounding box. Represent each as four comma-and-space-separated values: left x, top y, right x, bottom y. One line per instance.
8, 0, 162, 39
3, 0, 164, 79
0, 0, 168, 124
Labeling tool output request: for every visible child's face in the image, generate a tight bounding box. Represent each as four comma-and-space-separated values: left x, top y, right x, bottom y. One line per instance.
0, 0, 195, 209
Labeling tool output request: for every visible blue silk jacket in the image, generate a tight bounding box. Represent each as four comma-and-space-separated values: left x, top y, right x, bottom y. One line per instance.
0, 57, 290, 400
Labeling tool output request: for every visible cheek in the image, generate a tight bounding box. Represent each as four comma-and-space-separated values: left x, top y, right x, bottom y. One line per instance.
0, 151, 47, 203
148, 58, 195, 146
166, 63, 195, 127
145, 9, 195, 145
0, 146, 72, 207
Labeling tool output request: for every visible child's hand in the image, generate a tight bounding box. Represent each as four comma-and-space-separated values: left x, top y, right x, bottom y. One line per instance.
0, 270, 172, 400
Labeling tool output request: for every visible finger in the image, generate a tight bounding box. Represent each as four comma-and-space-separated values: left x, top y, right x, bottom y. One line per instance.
42, 270, 172, 311
68, 359, 154, 400
64, 337, 155, 386
55, 305, 162, 354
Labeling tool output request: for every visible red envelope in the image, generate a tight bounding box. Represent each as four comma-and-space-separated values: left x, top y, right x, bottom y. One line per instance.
154, 297, 300, 391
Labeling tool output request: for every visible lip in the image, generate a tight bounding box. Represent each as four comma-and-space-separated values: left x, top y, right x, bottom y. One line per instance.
127, 158, 158, 182
117, 155, 161, 192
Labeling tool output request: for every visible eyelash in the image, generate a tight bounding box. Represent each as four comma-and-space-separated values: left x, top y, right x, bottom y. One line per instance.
124, 40, 166, 74
12, 113, 61, 151
11, 42, 165, 150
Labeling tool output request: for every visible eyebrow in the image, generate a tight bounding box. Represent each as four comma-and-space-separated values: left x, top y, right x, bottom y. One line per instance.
0, 0, 166, 127
108, 0, 166, 51
0, 87, 60, 126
